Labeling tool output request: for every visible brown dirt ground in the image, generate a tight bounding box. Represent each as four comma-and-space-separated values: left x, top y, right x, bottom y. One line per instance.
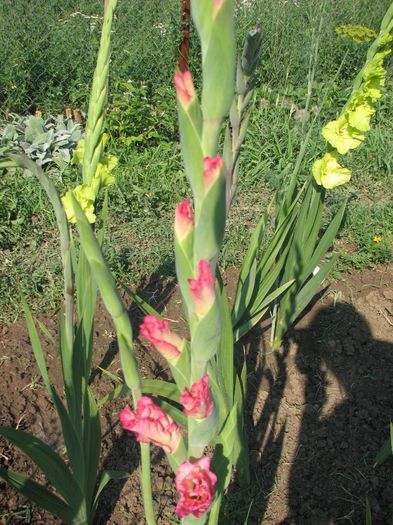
1, 264, 393, 525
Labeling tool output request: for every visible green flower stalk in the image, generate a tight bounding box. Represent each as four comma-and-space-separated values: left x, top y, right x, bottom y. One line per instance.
191, 0, 236, 155
83, 0, 117, 185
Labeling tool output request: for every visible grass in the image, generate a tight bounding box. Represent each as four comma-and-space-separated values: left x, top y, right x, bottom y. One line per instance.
1, 1, 393, 323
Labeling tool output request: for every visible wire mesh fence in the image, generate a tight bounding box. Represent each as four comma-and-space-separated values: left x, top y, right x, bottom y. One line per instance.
0, 0, 182, 115
0, 0, 391, 117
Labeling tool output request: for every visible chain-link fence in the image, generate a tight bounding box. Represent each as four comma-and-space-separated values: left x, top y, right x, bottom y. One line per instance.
0, 0, 183, 115
1, 0, 391, 116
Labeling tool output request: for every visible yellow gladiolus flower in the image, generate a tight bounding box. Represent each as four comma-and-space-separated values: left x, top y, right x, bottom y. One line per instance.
359, 79, 383, 103
62, 184, 96, 224
312, 152, 352, 189
92, 154, 118, 191
322, 116, 365, 154
71, 138, 85, 166
347, 102, 375, 132
363, 50, 390, 82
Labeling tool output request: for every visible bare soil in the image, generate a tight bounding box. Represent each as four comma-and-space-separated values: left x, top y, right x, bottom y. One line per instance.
1, 264, 393, 524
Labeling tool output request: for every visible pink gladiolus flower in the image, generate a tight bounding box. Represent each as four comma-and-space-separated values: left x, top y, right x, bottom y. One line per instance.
203, 156, 223, 193
187, 260, 216, 318
175, 199, 194, 241
140, 315, 184, 362
174, 70, 196, 109
180, 374, 213, 419
175, 456, 217, 518
119, 396, 181, 453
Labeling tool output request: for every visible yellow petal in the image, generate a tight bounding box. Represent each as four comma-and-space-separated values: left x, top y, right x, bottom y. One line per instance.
71, 139, 85, 166
312, 152, 352, 189
322, 117, 365, 154
347, 103, 375, 132
62, 184, 96, 223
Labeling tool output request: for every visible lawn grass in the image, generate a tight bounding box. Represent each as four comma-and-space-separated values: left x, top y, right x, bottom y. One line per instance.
0, 0, 393, 323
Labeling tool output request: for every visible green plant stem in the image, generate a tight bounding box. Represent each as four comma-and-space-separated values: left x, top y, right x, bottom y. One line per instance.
140, 443, 157, 525
83, 0, 118, 185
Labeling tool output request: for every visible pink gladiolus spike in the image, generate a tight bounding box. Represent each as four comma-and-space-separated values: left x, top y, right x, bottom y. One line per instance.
180, 374, 213, 419
175, 456, 217, 518
175, 199, 194, 241
140, 315, 184, 362
119, 396, 181, 453
174, 70, 196, 109
187, 260, 216, 318
203, 156, 223, 193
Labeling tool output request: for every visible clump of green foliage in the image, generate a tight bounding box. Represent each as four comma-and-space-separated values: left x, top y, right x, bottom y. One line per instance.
0, 113, 83, 167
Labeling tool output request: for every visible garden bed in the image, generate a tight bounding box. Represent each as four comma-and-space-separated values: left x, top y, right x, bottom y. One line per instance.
1, 263, 392, 524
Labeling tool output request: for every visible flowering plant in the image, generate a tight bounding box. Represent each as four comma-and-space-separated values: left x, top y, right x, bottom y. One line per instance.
1, 1, 393, 524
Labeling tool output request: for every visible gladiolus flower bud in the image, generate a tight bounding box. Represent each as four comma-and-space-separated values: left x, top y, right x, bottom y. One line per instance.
175, 199, 194, 241
120, 396, 181, 453
174, 70, 196, 109
187, 260, 216, 318
203, 156, 223, 193
213, 0, 224, 15
175, 456, 217, 518
140, 315, 184, 362
180, 374, 213, 419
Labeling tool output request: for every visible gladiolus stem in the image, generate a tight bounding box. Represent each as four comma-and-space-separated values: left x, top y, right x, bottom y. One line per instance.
202, 118, 222, 157
140, 443, 157, 525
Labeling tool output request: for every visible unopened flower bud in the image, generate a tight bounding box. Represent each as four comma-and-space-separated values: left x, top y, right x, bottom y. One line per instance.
174, 70, 196, 109
187, 260, 215, 318
175, 199, 194, 241
203, 156, 223, 193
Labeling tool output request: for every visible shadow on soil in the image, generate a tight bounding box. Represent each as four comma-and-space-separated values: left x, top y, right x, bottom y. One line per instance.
222, 301, 393, 525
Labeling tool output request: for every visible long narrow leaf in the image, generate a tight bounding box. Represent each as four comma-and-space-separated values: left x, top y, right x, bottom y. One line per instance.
232, 203, 271, 321
98, 379, 180, 408
0, 468, 74, 524
72, 196, 141, 401
374, 424, 393, 467
50, 388, 85, 490
0, 428, 82, 509
22, 304, 85, 488
234, 279, 294, 341
83, 387, 102, 509
92, 470, 129, 515
156, 399, 187, 427
365, 498, 372, 525
23, 302, 52, 397
122, 284, 163, 319
215, 275, 234, 405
